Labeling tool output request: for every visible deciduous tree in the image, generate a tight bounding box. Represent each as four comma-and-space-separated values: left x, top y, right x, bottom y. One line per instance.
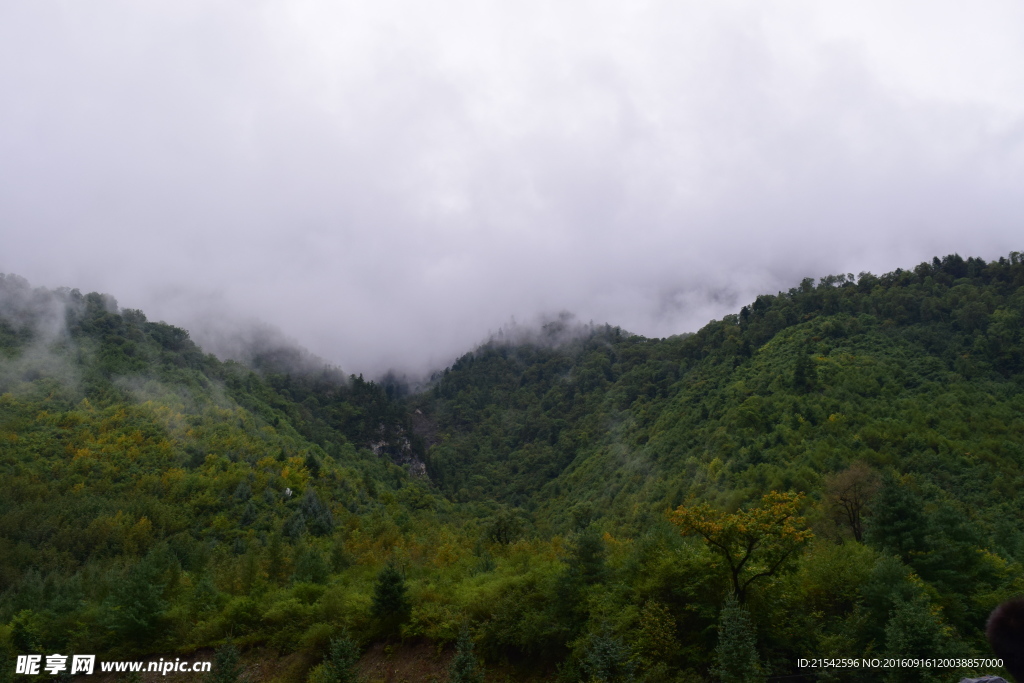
670, 491, 812, 602
824, 462, 880, 542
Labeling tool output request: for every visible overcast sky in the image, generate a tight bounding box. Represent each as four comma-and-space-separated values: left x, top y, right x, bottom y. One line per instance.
2, 1, 1023, 376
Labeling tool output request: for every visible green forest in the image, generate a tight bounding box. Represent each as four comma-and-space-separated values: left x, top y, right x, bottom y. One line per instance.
2, 252, 1024, 682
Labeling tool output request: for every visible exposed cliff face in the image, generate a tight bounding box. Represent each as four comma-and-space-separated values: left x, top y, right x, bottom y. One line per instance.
371, 425, 428, 478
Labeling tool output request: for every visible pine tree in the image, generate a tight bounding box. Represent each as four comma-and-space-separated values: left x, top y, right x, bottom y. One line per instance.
10, 610, 41, 652
712, 595, 766, 683
792, 347, 814, 392
267, 532, 288, 584
881, 594, 969, 683
580, 627, 635, 683
283, 510, 307, 540
302, 488, 335, 536
447, 626, 484, 683
567, 526, 607, 586
294, 545, 330, 584
240, 501, 257, 526
0, 645, 14, 683
556, 526, 608, 632
102, 554, 168, 643
371, 563, 411, 635
864, 474, 927, 564
322, 633, 361, 683
207, 639, 245, 683
330, 536, 352, 572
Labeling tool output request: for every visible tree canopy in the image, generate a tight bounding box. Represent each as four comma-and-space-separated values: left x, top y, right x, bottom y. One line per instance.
1, 253, 1024, 681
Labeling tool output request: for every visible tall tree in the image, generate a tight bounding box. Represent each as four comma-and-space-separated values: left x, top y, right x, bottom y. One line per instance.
102, 552, 168, 644
671, 491, 812, 602
371, 563, 411, 636
824, 462, 881, 542
712, 595, 766, 683
864, 475, 927, 564
301, 488, 335, 537
321, 633, 361, 683
580, 628, 636, 683
447, 626, 484, 683
207, 639, 245, 683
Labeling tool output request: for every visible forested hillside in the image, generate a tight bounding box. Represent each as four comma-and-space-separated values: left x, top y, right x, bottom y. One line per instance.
2, 253, 1024, 682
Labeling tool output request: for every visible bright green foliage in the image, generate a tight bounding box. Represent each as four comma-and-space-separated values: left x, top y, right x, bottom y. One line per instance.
3, 255, 1024, 681
447, 626, 484, 683
713, 596, 766, 683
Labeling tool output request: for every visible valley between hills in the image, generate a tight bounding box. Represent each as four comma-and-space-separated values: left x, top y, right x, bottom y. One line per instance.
2, 253, 1024, 682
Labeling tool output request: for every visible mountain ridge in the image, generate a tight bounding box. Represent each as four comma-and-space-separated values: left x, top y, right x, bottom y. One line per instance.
1, 253, 1023, 681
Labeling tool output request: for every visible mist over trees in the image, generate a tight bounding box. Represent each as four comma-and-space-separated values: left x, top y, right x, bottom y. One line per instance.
0, 253, 1023, 681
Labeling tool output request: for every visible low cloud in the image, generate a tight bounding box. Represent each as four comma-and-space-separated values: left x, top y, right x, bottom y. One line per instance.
1, 1, 1022, 376
0, 275, 82, 397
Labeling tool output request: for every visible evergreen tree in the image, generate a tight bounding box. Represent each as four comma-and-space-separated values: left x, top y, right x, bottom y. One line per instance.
556, 526, 608, 632
266, 532, 289, 584
858, 555, 921, 648
320, 633, 361, 683
207, 639, 245, 683
330, 536, 352, 572
565, 526, 607, 586
792, 346, 814, 392
240, 549, 261, 594
240, 501, 257, 526
233, 480, 252, 502
864, 475, 928, 564
304, 452, 322, 478
0, 645, 14, 683
283, 510, 307, 540
447, 626, 484, 683
191, 571, 220, 616
580, 628, 635, 683
882, 594, 966, 683
712, 596, 766, 683
10, 610, 41, 652
370, 563, 411, 635
102, 553, 168, 643
302, 488, 335, 536
293, 545, 330, 584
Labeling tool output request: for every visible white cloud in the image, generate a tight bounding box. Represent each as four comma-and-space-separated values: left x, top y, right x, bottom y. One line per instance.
1, 0, 1022, 375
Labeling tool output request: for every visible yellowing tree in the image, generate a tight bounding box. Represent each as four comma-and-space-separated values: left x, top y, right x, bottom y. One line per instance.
670, 491, 812, 602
